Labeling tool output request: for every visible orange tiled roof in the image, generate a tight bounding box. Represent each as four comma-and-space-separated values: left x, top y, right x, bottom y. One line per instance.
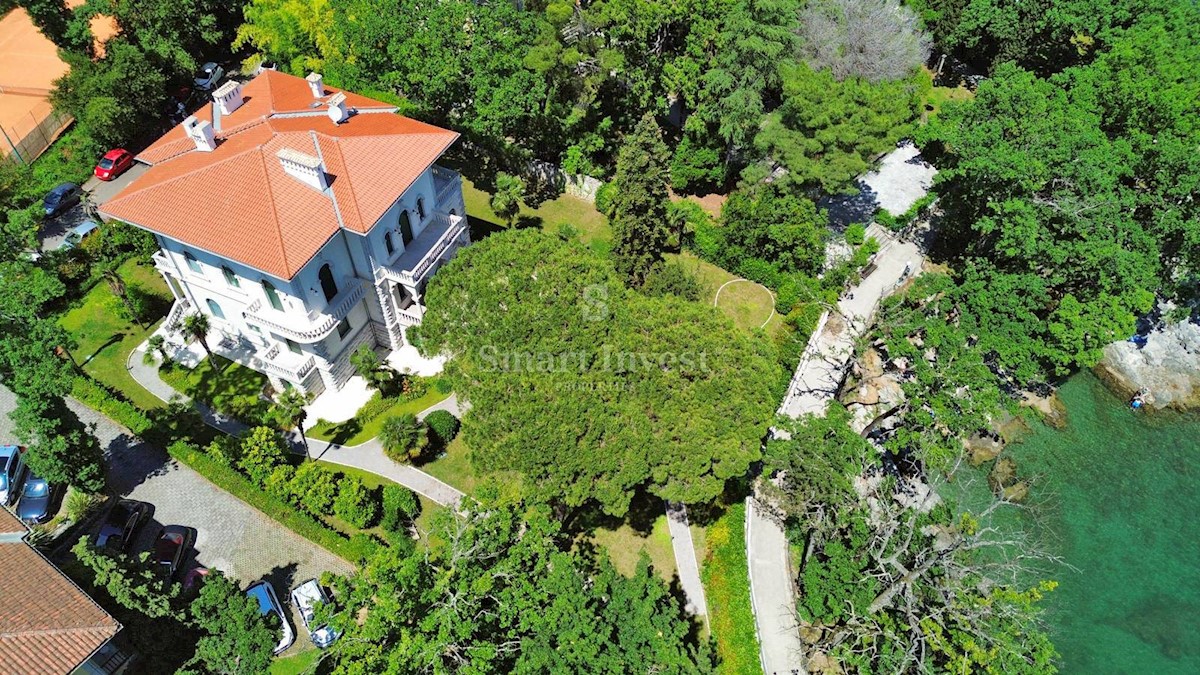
0, 542, 119, 675
0, 507, 25, 534
101, 70, 459, 279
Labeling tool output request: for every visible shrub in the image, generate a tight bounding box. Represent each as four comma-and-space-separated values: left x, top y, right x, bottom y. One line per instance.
594, 181, 617, 217
345, 533, 384, 564
264, 465, 296, 503
64, 490, 102, 523
643, 261, 702, 301
333, 477, 379, 529
204, 436, 242, 467
237, 427, 288, 486
424, 410, 460, 448
845, 222, 866, 245
433, 377, 453, 394
381, 485, 420, 534
399, 374, 428, 400
289, 463, 337, 516
379, 414, 429, 463
735, 257, 782, 289
356, 393, 395, 424
71, 377, 152, 435
670, 132, 725, 193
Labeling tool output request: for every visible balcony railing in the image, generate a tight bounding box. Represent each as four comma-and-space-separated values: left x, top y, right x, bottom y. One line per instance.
152, 250, 172, 273
242, 279, 367, 344
375, 213, 466, 287
432, 165, 461, 206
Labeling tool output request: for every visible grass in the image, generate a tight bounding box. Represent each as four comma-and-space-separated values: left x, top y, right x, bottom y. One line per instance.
58, 258, 173, 409
714, 280, 775, 332
922, 66, 975, 120
462, 177, 611, 245
589, 515, 678, 583
701, 502, 761, 675
307, 388, 450, 445
270, 648, 322, 675
419, 436, 479, 495
159, 355, 271, 409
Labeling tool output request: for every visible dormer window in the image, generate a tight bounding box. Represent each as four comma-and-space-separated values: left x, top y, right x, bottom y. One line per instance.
184, 251, 201, 273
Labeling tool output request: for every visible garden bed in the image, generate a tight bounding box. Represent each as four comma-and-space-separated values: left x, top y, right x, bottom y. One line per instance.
701, 502, 761, 675
307, 388, 450, 446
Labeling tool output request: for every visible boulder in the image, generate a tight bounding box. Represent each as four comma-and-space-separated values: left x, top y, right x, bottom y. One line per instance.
964, 433, 1003, 466
989, 457, 1018, 493
1098, 318, 1200, 410
1002, 481, 1030, 503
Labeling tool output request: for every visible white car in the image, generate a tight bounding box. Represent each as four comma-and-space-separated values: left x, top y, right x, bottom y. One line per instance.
246, 581, 295, 654
0, 445, 28, 506
290, 579, 341, 648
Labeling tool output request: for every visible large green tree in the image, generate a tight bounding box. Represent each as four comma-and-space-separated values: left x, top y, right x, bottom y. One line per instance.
609, 113, 672, 285
179, 572, 277, 675
420, 229, 776, 517
52, 39, 170, 149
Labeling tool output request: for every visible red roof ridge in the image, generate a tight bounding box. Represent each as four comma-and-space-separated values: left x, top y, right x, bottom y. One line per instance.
319, 133, 365, 230
255, 148, 295, 277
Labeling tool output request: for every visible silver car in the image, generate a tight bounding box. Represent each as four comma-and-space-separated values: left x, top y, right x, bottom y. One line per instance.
0, 445, 28, 506
290, 579, 341, 648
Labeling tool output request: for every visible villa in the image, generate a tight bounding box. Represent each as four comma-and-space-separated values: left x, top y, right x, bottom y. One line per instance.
101, 71, 469, 395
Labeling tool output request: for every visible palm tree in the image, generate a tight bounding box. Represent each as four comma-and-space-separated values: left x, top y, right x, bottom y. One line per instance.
179, 312, 220, 370
102, 268, 145, 329
270, 388, 312, 459
379, 413, 429, 463
490, 172, 524, 227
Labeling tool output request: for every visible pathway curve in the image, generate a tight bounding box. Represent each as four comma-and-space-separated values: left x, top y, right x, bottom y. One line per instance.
665, 502, 708, 620
127, 346, 465, 508
752, 225, 925, 675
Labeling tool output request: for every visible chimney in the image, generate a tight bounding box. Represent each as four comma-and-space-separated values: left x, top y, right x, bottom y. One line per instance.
182, 115, 216, 152
276, 148, 328, 190
306, 72, 324, 99
327, 92, 348, 124
212, 80, 244, 115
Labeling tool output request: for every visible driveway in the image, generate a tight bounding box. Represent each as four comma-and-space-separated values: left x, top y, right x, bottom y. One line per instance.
85, 161, 148, 210
0, 385, 354, 655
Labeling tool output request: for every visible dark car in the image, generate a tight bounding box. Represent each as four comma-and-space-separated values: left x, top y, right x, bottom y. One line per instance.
96, 499, 151, 552
194, 62, 224, 90
153, 525, 191, 579
15, 474, 54, 524
42, 183, 81, 217
94, 148, 133, 181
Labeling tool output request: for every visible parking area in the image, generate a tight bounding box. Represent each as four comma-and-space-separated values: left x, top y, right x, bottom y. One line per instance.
0, 385, 353, 656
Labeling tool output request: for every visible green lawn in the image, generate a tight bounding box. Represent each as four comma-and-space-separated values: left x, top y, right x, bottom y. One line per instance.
159, 355, 270, 415
270, 647, 322, 675
590, 515, 678, 583
462, 177, 612, 246
669, 252, 782, 335
307, 389, 450, 445
58, 258, 173, 409
419, 436, 479, 494
701, 503, 761, 675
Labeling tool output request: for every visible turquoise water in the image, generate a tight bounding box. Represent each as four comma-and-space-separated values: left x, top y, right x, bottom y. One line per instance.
1005, 373, 1200, 674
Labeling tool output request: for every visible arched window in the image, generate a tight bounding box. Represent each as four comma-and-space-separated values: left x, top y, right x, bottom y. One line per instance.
262, 280, 283, 311
205, 299, 225, 320
318, 264, 338, 301
221, 265, 239, 287
416, 197, 426, 220
449, 208, 457, 217
184, 251, 201, 273
399, 210, 414, 245
384, 231, 394, 256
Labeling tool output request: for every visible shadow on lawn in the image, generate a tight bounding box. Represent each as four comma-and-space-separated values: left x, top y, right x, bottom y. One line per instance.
81, 332, 128, 366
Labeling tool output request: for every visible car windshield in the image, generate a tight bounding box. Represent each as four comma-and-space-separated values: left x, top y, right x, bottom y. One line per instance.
99, 158, 115, 169
22, 480, 46, 497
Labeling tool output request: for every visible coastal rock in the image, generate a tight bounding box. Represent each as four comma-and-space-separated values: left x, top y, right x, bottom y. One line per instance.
1098, 319, 1200, 410
964, 433, 1003, 466
799, 625, 825, 644
1002, 481, 1030, 503
1020, 390, 1068, 428
989, 457, 1018, 493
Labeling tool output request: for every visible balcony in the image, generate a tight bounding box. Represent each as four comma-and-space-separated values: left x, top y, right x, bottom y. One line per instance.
212, 334, 317, 383
375, 212, 466, 287
151, 250, 172, 274
242, 279, 368, 344
432, 165, 462, 207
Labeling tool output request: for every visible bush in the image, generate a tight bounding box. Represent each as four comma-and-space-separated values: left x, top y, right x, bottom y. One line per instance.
399, 374, 428, 400
64, 490, 102, 523
288, 463, 337, 516
204, 436, 242, 467
433, 377, 453, 394
379, 414, 429, 463
345, 533, 384, 564
845, 222, 866, 245
643, 261, 702, 301
71, 377, 152, 435
264, 465, 295, 503
333, 477, 379, 529
735, 257, 782, 289
670, 132, 725, 193
381, 484, 420, 534
594, 181, 617, 217
356, 393, 395, 425
424, 410, 460, 448
237, 427, 288, 486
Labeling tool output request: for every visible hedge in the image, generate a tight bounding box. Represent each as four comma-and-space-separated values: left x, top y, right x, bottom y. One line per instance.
71, 377, 153, 435
166, 441, 365, 563
702, 502, 761, 675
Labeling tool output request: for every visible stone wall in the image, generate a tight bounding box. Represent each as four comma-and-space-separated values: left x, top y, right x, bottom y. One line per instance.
527, 160, 603, 202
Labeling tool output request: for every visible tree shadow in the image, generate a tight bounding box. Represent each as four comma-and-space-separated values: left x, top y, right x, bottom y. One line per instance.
467, 214, 504, 241
570, 490, 665, 537
818, 180, 881, 233
81, 332, 128, 365
513, 214, 543, 231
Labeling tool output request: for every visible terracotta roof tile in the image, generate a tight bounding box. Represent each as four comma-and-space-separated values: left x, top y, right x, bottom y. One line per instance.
0, 543, 119, 675
102, 71, 458, 279
0, 507, 25, 535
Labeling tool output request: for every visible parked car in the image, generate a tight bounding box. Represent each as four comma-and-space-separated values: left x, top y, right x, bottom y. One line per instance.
16, 474, 55, 524
59, 220, 99, 250
0, 445, 28, 506
42, 183, 80, 217
290, 579, 341, 648
153, 526, 192, 579
246, 581, 295, 654
94, 148, 134, 181
183, 566, 209, 593
95, 499, 151, 552
194, 62, 224, 90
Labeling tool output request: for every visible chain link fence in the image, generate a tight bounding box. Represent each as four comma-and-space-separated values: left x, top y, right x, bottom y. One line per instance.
0, 93, 72, 164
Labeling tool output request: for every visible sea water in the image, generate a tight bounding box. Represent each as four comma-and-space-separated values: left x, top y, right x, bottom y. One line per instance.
1005, 373, 1200, 673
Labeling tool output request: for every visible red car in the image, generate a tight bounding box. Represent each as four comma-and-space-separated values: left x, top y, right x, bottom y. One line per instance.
94, 148, 133, 181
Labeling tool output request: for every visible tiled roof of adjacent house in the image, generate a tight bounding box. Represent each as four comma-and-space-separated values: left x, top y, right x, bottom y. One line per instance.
0, 532, 120, 675
0, 505, 25, 534
100, 70, 460, 280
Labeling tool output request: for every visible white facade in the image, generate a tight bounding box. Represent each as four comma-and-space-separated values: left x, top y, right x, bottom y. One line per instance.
152, 165, 468, 394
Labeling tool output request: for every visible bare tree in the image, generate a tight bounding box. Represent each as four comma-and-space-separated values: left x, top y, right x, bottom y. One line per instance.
799, 0, 932, 83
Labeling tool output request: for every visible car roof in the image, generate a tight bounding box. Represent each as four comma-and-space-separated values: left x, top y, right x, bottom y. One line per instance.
246, 582, 276, 614
0, 445, 18, 459
71, 221, 99, 236
291, 579, 324, 606
50, 182, 77, 193
103, 148, 128, 159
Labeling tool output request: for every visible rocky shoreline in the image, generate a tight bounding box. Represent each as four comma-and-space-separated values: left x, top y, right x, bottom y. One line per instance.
1095, 318, 1200, 411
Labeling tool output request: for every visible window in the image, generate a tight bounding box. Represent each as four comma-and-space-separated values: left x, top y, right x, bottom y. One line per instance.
221, 266, 239, 287
449, 208, 457, 217
248, 324, 262, 333
262, 280, 283, 311
205, 299, 225, 320
399, 210, 413, 245
337, 317, 352, 339
318, 263, 338, 302
384, 232, 394, 256
286, 339, 302, 354
416, 197, 426, 220
184, 252, 201, 273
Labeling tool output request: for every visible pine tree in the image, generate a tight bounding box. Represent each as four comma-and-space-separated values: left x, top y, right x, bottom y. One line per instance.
609, 113, 671, 286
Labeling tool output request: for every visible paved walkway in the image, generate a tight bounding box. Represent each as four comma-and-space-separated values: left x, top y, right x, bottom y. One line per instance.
752, 226, 925, 675
127, 343, 465, 508
665, 502, 708, 620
